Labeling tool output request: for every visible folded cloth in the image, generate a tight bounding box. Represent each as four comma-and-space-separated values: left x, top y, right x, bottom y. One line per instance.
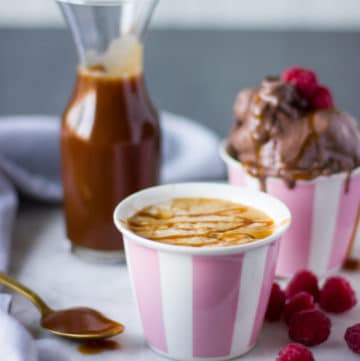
0, 294, 67, 361
0, 112, 225, 361
0, 174, 17, 272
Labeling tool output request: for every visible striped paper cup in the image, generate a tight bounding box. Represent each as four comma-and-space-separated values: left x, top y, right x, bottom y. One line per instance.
220, 141, 360, 278
114, 183, 290, 361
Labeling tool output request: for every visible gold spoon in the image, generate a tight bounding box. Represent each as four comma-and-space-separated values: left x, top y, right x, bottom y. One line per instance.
0, 272, 124, 340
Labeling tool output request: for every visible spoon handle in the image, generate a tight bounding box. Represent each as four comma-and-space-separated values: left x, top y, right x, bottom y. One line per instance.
0, 272, 52, 316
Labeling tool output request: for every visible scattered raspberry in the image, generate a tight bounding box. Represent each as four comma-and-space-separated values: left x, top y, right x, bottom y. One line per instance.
266, 283, 286, 321
319, 276, 356, 313
276, 343, 315, 361
284, 292, 316, 325
310, 86, 334, 110
286, 270, 320, 302
288, 309, 331, 346
281, 67, 318, 98
345, 323, 360, 354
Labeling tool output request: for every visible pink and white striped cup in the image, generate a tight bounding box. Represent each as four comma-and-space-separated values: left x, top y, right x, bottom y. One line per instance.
220, 142, 360, 278
114, 183, 290, 361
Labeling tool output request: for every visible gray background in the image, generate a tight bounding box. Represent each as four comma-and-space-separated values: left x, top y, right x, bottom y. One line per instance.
0, 29, 360, 135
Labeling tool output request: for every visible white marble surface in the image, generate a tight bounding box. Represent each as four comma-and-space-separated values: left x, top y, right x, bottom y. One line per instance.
7, 203, 360, 361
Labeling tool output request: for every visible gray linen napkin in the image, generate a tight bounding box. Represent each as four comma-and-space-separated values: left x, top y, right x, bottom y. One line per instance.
0, 173, 17, 271
0, 294, 67, 361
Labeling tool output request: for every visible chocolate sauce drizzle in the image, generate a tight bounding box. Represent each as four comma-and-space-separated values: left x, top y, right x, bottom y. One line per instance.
229, 77, 360, 191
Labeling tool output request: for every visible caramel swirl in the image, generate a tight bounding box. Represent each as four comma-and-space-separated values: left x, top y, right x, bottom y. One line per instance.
229, 77, 360, 190
127, 198, 274, 247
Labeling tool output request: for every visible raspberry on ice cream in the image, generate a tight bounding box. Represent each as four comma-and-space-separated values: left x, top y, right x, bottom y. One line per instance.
276, 343, 315, 361
284, 292, 316, 325
345, 323, 360, 354
266, 283, 286, 322
286, 270, 320, 301
281, 67, 334, 111
310, 86, 334, 110
281, 67, 318, 98
288, 309, 331, 346
319, 276, 357, 313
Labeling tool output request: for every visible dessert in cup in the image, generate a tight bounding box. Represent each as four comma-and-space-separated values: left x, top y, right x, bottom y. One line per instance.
114, 183, 290, 361
221, 67, 360, 277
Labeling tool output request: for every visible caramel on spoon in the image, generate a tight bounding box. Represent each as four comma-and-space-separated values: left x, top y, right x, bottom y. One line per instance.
0, 272, 124, 340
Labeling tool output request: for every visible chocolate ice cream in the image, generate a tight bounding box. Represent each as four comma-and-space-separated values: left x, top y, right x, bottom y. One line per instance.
228, 72, 360, 189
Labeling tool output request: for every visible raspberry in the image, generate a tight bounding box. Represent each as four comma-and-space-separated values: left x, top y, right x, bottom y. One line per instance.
284, 292, 316, 325
281, 67, 318, 98
288, 309, 331, 346
345, 324, 360, 354
286, 270, 320, 302
276, 343, 315, 361
266, 283, 286, 321
319, 276, 357, 313
310, 86, 334, 110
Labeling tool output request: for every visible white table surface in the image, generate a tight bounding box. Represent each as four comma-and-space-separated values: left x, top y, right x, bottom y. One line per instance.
8, 203, 360, 361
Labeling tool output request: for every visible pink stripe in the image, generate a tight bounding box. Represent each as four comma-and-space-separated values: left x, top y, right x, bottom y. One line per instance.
127, 241, 168, 352
192, 254, 244, 358
268, 180, 315, 275
249, 241, 280, 346
328, 174, 360, 270
228, 166, 247, 187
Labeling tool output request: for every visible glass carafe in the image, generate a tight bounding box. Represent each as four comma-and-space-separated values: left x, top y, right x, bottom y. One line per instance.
57, 0, 161, 263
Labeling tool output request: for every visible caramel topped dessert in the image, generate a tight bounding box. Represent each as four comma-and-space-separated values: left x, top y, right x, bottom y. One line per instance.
127, 198, 275, 247
228, 66, 360, 190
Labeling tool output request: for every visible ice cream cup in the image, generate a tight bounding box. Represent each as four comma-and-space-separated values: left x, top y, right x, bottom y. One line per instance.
220, 141, 360, 278
114, 183, 290, 361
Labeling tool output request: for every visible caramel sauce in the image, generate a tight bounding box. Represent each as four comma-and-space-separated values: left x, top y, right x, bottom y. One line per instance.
292, 113, 317, 166
230, 78, 360, 193
240, 111, 356, 192
61, 67, 160, 251
78, 340, 120, 355
127, 198, 275, 247
343, 258, 360, 271
41, 307, 124, 335
345, 169, 352, 193
343, 205, 360, 270
241, 110, 321, 192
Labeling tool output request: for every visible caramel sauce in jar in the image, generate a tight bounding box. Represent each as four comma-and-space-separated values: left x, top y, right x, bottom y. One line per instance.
61, 66, 160, 253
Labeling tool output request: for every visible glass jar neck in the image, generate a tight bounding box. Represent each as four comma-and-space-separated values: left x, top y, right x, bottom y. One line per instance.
57, 0, 158, 67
